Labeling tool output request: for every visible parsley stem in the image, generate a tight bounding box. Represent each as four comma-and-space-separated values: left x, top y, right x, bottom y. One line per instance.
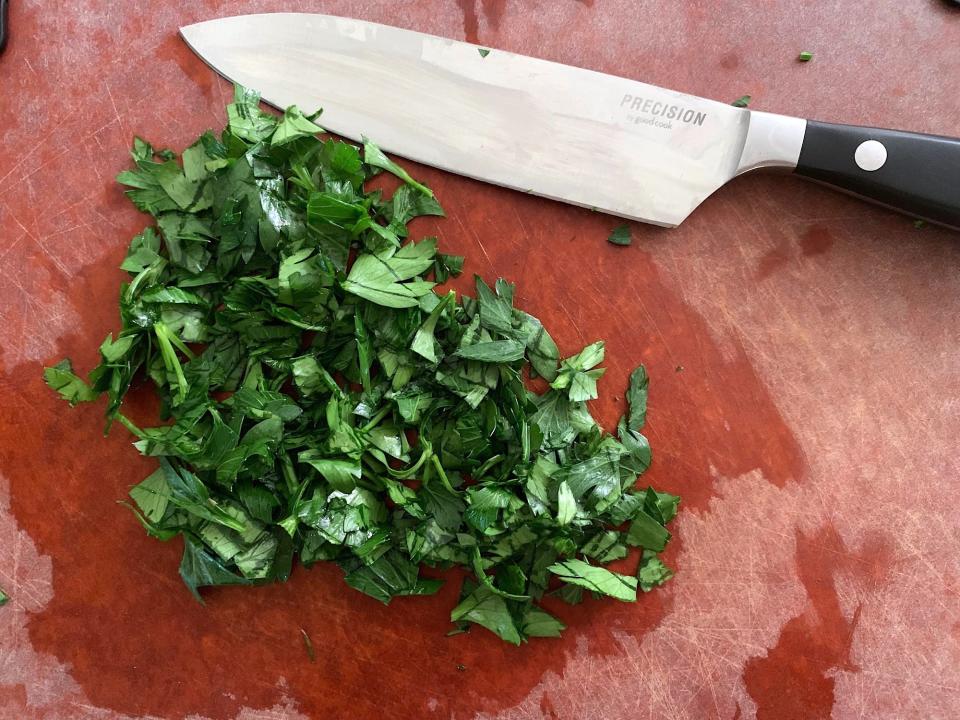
164, 328, 196, 360
430, 454, 457, 495
153, 322, 189, 404
114, 412, 144, 438
361, 405, 392, 432
472, 454, 503, 481
384, 447, 431, 479
280, 452, 299, 496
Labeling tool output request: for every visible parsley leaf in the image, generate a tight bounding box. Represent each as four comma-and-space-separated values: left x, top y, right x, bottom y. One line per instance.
451, 583, 521, 645
638, 550, 674, 592
271, 105, 324, 146
343, 239, 437, 308
608, 224, 632, 246
551, 341, 606, 401
179, 534, 251, 603
626, 365, 649, 432
548, 559, 638, 602
43, 360, 97, 405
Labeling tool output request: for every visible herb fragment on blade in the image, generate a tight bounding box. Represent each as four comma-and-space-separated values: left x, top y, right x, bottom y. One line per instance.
44, 84, 680, 644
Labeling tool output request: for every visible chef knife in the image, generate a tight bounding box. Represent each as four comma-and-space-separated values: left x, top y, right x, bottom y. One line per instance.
180, 13, 960, 230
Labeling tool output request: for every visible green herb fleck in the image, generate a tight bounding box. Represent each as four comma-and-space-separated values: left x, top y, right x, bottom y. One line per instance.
0, 588, 8, 606
913, 219, 927, 229
626, 365, 648, 432
798, 51, 813, 62
638, 550, 674, 592
478, 48, 491, 58
607, 224, 632, 246
44, 85, 679, 644
731, 95, 752, 108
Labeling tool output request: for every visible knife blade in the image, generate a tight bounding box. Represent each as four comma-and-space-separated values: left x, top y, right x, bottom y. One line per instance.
181, 13, 960, 229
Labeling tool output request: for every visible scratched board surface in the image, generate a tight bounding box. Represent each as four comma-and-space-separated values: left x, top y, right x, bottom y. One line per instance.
1, 1, 959, 718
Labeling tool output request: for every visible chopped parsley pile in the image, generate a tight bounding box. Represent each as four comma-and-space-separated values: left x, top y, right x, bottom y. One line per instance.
44, 86, 678, 644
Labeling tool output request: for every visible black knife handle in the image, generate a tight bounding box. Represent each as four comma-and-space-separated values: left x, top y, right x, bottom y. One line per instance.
0, 0, 8, 54
795, 120, 960, 228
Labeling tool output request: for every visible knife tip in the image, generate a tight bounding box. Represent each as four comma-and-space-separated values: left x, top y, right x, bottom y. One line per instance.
178, 20, 213, 54
178, 21, 199, 39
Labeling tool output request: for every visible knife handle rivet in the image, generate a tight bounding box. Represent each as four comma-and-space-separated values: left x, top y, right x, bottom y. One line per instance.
854, 140, 887, 172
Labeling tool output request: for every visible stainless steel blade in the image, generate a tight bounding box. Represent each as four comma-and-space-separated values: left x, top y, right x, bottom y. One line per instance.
181, 13, 805, 227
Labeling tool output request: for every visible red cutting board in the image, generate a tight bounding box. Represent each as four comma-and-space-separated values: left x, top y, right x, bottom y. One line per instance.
1, 1, 959, 719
